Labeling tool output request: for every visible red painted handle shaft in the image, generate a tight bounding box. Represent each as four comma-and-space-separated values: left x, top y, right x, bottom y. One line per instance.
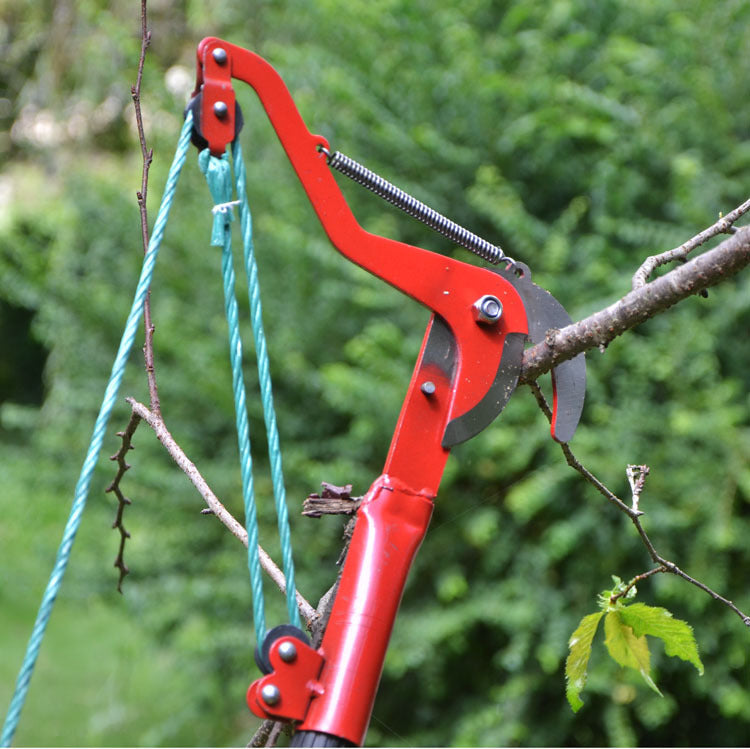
299, 476, 434, 745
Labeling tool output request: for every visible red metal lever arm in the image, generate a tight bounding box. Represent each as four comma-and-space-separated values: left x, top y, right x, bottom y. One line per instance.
196, 37, 527, 472
195, 38, 528, 745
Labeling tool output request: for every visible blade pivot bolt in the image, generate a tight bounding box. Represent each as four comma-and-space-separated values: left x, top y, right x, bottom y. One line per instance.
212, 47, 228, 65
473, 295, 503, 324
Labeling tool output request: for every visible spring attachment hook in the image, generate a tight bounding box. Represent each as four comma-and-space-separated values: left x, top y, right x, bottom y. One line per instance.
322, 148, 515, 267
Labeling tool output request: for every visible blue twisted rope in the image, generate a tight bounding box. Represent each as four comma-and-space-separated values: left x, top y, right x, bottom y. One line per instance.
232, 139, 301, 630
1, 112, 195, 749
198, 149, 267, 644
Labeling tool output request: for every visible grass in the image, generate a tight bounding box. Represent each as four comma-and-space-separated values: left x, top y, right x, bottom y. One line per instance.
0, 449, 259, 746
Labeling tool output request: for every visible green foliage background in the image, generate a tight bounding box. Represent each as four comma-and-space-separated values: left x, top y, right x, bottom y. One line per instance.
2, 0, 750, 746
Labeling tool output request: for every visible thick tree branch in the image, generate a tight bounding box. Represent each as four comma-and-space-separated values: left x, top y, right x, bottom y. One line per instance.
126, 397, 318, 627
520, 226, 750, 384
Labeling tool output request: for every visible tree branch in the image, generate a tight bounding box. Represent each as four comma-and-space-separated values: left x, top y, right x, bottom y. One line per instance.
131, 0, 160, 415
528, 382, 641, 519
632, 198, 750, 289
126, 397, 318, 627
519, 226, 750, 384
628, 512, 750, 627
530, 384, 750, 626
105, 411, 142, 592
610, 566, 667, 605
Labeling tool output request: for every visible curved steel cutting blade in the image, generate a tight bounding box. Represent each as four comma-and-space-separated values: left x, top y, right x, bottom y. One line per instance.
442, 331, 526, 447
496, 263, 586, 443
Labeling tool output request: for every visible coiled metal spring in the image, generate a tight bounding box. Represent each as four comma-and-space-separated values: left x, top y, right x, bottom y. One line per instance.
324, 148, 513, 266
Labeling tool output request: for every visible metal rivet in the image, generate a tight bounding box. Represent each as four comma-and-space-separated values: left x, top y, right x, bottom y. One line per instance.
473, 294, 503, 324
261, 684, 281, 706
213, 101, 229, 119
212, 47, 228, 65
421, 381, 436, 396
278, 640, 297, 663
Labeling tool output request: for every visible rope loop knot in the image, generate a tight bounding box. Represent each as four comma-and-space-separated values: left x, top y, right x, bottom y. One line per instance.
199, 148, 235, 246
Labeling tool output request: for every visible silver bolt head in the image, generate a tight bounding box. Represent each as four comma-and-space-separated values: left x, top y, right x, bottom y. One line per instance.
420, 381, 436, 396
212, 47, 228, 65
261, 684, 281, 706
213, 101, 229, 119
278, 640, 298, 663
473, 295, 503, 324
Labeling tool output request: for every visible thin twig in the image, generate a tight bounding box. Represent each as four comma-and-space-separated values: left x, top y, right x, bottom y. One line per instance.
629, 514, 750, 626
528, 383, 750, 626
264, 722, 285, 747
632, 198, 750, 289
610, 566, 667, 605
126, 397, 318, 626
105, 411, 142, 592
131, 0, 160, 415
528, 383, 640, 519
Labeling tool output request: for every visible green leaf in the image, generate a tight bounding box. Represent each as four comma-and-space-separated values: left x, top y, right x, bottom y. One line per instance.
565, 611, 604, 712
604, 610, 663, 696
619, 602, 704, 675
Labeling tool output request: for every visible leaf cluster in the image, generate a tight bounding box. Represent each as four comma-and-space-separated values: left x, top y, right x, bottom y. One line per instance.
566, 577, 704, 712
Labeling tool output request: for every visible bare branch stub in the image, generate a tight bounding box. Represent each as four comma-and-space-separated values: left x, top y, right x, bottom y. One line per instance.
626, 464, 650, 513
303, 482, 363, 518
106, 411, 142, 592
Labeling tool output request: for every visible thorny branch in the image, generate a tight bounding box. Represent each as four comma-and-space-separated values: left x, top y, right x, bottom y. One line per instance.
132, 0, 160, 416
105, 411, 141, 592
528, 383, 750, 626
106, 0, 157, 595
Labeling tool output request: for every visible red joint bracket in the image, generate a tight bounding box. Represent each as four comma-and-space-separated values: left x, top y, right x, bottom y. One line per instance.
197, 40, 237, 156
246, 637, 325, 722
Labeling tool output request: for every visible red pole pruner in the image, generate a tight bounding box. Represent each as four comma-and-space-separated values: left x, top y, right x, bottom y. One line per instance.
190, 38, 585, 747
